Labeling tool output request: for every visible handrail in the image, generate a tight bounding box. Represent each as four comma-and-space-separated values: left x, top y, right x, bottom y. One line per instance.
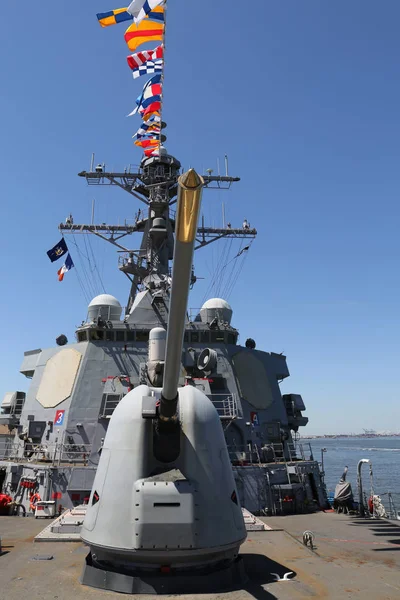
98, 391, 239, 421
228, 442, 300, 465
0, 440, 93, 466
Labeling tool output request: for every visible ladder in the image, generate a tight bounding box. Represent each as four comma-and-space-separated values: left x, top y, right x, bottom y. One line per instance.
151, 295, 169, 324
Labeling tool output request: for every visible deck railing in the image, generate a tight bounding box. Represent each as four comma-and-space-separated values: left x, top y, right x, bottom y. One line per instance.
97, 391, 239, 421
228, 442, 298, 465
208, 393, 238, 420
0, 440, 93, 466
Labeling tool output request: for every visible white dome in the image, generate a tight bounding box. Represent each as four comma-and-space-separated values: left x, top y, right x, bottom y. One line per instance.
89, 294, 121, 308
199, 298, 233, 325
201, 298, 232, 311
88, 294, 122, 322
149, 327, 166, 340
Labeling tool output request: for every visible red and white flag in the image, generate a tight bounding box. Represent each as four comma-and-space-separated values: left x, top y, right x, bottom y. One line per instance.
127, 45, 163, 70
57, 253, 74, 281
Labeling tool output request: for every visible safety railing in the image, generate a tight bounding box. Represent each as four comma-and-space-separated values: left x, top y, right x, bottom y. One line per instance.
296, 442, 315, 461
85, 163, 141, 185
56, 443, 93, 466
208, 393, 238, 420
0, 440, 93, 466
118, 251, 147, 266
97, 391, 239, 421
266, 443, 297, 462
0, 438, 19, 460
228, 442, 301, 465
377, 492, 400, 521
228, 444, 258, 464
99, 394, 122, 419
187, 308, 201, 322
0, 441, 51, 462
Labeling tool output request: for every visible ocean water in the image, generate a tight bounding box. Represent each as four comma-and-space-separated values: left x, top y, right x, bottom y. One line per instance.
299, 436, 400, 511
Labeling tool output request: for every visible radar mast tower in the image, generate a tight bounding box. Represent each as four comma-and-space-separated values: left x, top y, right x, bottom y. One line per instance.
60, 148, 257, 314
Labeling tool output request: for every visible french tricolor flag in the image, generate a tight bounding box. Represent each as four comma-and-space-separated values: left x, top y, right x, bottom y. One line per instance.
57, 253, 74, 281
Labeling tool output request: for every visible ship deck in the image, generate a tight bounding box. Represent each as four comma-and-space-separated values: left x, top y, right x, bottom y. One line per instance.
1, 511, 399, 599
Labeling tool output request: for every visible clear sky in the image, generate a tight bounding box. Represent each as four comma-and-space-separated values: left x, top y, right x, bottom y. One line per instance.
0, 1, 399, 435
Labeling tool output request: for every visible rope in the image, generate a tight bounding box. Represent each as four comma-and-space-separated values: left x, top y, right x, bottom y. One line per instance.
60, 235, 91, 304
74, 264, 91, 305
222, 239, 253, 300
201, 236, 233, 303
220, 239, 244, 298
225, 250, 249, 300
215, 238, 233, 297
82, 233, 97, 286
86, 234, 107, 293
69, 235, 98, 300
200, 238, 253, 304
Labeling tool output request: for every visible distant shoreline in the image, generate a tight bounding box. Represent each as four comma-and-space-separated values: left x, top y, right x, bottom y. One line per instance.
301, 434, 400, 439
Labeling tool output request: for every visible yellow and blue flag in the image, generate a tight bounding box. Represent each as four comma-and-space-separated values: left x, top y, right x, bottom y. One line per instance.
147, 5, 164, 23
97, 5, 163, 27
97, 8, 133, 28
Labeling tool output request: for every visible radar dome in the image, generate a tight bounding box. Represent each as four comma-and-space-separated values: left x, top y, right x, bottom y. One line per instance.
199, 298, 233, 325
88, 294, 122, 322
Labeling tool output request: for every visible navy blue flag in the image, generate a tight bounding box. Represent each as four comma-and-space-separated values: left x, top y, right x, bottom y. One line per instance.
47, 238, 68, 262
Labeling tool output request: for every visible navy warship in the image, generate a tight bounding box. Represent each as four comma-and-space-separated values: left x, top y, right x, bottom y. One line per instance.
2, 4, 400, 598
0, 142, 327, 518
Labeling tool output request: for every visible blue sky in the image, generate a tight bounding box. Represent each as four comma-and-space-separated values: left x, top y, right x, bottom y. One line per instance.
0, 1, 399, 434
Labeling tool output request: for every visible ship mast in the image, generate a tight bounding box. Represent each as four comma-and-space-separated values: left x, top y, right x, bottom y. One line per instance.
60, 150, 257, 315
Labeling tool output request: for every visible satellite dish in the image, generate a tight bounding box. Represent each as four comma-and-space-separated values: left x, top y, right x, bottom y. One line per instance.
56, 334, 68, 346
197, 348, 217, 373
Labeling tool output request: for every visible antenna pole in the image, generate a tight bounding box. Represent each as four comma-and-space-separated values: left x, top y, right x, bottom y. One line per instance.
222, 202, 225, 228
90, 153, 95, 172
91, 199, 95, 225
224, 154, 229, 176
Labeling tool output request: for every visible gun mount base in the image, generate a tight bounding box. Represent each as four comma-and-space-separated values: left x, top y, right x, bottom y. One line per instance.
81, 552, 247, 595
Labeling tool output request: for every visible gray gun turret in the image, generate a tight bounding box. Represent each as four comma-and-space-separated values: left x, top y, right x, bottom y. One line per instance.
80, 169, 247, 594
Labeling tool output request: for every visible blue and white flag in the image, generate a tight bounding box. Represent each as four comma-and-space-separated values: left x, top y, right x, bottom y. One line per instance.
133, 120, 161, 139
47, 238, 68, 262
127, 0, 164, 24
132, 59, 163, 79
57, 253, 74, 281
146, 114, 161, 125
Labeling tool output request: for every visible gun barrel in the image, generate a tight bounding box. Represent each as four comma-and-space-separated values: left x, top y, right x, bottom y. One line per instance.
160, 169, 204, 419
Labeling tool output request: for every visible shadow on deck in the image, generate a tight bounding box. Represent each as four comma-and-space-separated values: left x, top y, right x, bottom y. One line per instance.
348, 516, 400, 551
